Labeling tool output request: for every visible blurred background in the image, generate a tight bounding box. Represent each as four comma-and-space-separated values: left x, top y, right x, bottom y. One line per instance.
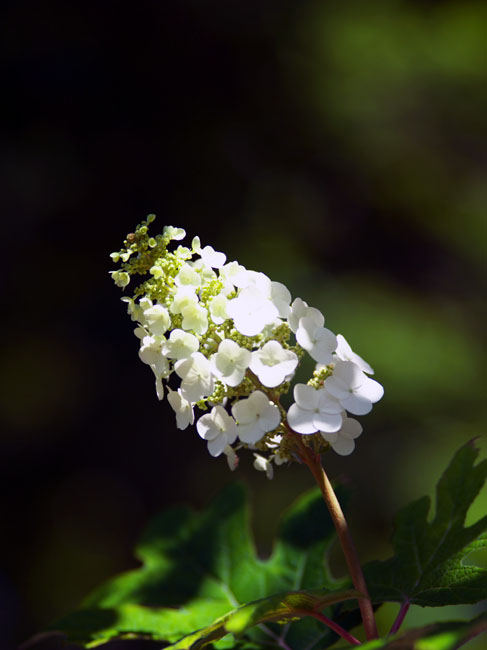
1, 0, 486, 647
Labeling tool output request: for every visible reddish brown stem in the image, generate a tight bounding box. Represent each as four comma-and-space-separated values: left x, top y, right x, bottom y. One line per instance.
389, 600, 410, 636
295, 436, 378, 641
293, 609, 362, 646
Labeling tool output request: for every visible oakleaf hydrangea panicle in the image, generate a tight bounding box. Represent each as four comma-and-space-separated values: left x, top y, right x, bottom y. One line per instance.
111, 216, 384, 475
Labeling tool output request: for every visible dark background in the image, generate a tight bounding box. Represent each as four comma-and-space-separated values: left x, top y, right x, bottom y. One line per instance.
1, 1, 486, 648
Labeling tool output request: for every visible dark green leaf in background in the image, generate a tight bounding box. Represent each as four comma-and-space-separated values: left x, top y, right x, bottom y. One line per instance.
335, 613, 487, 650
364, 441, 487, 606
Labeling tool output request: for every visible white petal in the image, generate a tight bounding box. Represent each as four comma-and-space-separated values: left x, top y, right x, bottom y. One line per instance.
207, 435, 227, 457
336, 334, 374, 375
237, 422, 265, 444
341, 394, 373, 416
288, 297, 308, 332
307, 327, 337, 364
232, 398, 256, 425
259, 401, 281, 432
255, 365, 287, 388
167, 388, 194, 430
223, 445, 239, 470
324, 375, 350, 400
180, 378, 211, 404
245, 270, 272, 294
227, 287, 278, 336
164, 225, 186, 241
299, 310, 324, 330
155, 376, 164, 401
293, 383, 319, 410
196, 415, 219, 440
317, 388, 342, 414
224, 426, 238, 446
253, 454, 274, 479
176, 263, 201, 288
143, 304, 171, 336
313, 411, 342, 433
320, 431, 338, 444
287, 403, 317, 434
165, 329, 199, 360
200, 245, 226, 268
221, 261, 249, 288
270, 281, 291, 318
296, 324, 314, 350
333, 360, 364, 388
224, 367, 247, 388
209, 294, 229, 324
332, 436, 356, 456
359, 377, 384, 403
341, 416, 363, 439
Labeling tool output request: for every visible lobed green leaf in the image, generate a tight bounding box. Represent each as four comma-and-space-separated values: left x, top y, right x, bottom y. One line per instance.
166, 588, 361, 649
364, 441, 487, 606
44, 442, 487, 649
50, 483, 357, 649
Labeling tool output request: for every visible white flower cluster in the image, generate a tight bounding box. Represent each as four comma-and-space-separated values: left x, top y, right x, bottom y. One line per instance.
111, 217, 384, 476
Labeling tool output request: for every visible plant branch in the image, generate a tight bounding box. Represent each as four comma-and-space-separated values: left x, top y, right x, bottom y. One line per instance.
389, 599, 410, 636
250, 375, 377, 640
294, 435, 378, 641
293, 609, 362, 646
456, 619, 487, 648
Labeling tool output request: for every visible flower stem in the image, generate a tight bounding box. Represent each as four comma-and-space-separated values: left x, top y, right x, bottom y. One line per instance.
389, 599, 410, 636
293, 609, 362, 646
295, 437, 378, 641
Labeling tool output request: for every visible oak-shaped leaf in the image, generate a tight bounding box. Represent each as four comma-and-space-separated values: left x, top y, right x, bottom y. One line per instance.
166, 588, 362, 649
364, 441, 487, 606
50, 483, 359, 649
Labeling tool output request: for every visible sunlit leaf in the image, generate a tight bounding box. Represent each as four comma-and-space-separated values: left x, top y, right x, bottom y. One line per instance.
167, 588, 361, 649
51, 484, 359, 649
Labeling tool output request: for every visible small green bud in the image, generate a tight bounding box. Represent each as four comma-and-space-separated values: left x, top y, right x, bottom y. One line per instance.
111, 270, 130, 288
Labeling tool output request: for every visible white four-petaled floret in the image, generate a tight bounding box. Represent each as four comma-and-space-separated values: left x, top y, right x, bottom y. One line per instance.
231, 391, 281, 444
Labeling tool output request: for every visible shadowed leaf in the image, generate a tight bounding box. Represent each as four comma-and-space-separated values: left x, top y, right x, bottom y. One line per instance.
364, 441, 487, 606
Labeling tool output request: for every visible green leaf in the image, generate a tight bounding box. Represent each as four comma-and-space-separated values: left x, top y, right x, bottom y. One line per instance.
51, 483, 358, 649
337, 613, 487, 650
167, 588, 361, 649
48, 601, 232, 647
364, 441, 487, 606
